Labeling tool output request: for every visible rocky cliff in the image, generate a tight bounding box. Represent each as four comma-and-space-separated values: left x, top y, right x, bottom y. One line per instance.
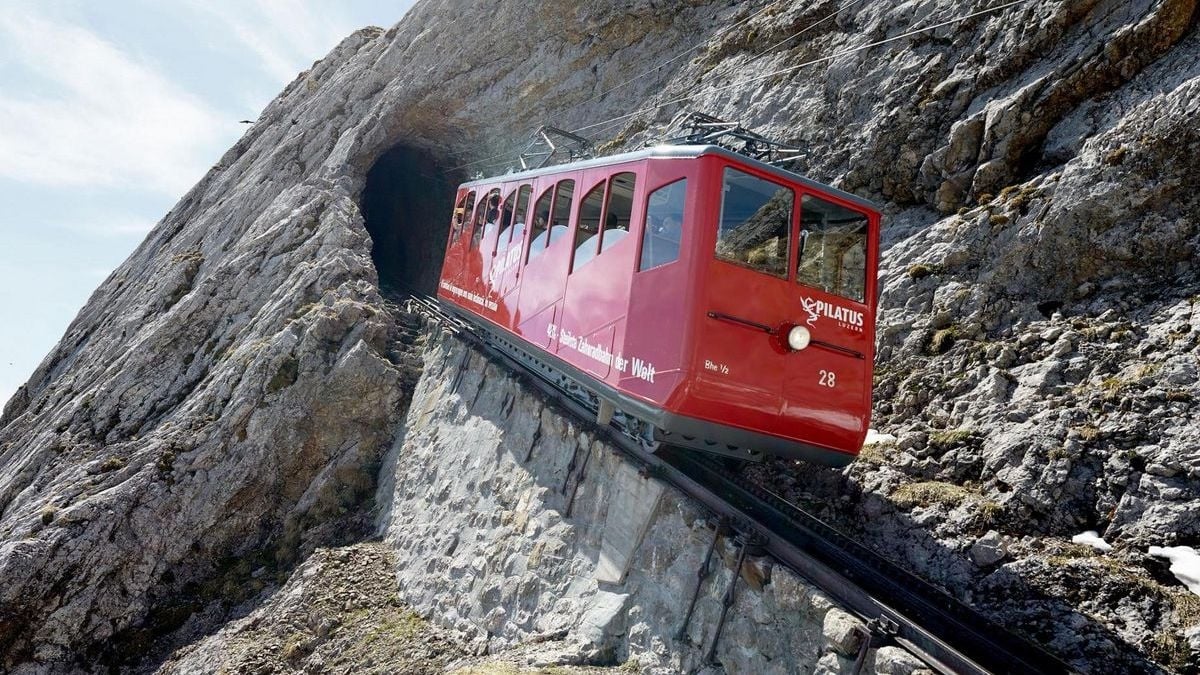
0, 0, 1197, 672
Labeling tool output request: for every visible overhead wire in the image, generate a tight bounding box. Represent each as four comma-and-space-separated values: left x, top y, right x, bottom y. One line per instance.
569, 0, 1034, 135
449, 0, 1032, 175
572, 0, 866, 145
557, 0, 792, 116
745, 0, 867, 63
744, 0, 969, 65
446, 0, 794, 173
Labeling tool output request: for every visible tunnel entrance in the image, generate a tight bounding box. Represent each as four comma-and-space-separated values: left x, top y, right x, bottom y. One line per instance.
360, 143, 462, 295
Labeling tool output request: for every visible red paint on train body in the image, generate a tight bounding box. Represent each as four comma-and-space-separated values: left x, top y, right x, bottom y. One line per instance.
437, 145, 881, 466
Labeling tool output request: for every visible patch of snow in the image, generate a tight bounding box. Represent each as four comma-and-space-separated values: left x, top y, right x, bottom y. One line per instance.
1148, 545, 1200, 597
864, 429, 897, 445
1071, 531, 1113, 553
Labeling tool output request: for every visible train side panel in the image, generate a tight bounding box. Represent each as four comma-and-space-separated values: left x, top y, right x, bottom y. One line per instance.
619, 158, 702, 407
557, 161, 645, 381
514, 172, 578, 350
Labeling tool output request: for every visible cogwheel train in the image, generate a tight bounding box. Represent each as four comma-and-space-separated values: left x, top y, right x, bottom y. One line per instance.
437, 144, 880, 466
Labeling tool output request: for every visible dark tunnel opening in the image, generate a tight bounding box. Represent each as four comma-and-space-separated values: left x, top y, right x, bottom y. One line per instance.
361, 143, 463, 296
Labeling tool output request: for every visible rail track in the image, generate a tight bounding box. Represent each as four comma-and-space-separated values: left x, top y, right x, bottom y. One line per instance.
398, 291, 1071, 675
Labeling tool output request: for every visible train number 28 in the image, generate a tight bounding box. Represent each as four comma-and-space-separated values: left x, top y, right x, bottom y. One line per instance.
818, 370, 836, 388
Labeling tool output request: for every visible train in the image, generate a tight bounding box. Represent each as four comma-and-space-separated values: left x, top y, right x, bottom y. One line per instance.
436, 144, 880, 466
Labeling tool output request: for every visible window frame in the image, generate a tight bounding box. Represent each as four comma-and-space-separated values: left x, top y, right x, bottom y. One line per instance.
600, 171, 636, 254
506, 184, 532, 258
795, 191, 871, 303
494, 188, 517, 255
451, 190, 476, 243
714, 166, 795, 279
524, 183, 558, 264
638, 176, 688, 273
470, 187, 499, 251
571, 178, 608, 273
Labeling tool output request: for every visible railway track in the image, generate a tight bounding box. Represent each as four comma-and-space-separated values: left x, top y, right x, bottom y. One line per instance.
398, 291, 1071, 675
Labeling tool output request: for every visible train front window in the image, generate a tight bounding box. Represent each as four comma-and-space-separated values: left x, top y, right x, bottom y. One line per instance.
715, 168, 793, 278
639, 178, 687, 271
797, 195, 869, 303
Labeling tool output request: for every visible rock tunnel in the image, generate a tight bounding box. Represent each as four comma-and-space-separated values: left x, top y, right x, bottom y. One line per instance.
360, 143, 463, 295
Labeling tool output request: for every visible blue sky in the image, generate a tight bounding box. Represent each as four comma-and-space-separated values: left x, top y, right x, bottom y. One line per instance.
0, 1, 416, 408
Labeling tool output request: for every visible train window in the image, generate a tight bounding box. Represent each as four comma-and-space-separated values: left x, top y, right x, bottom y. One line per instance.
526, 186, 555, 262
452, 191, 475, 242
510, 184, 531, 253
601, 172, 635, 252
715, 168, 793, 278
471, 189, 500, 250
495, 189, 516, 253
550, 179, 574, 246
797, 195, 869, 302
573, 181, 606, 270
639, 178, 687, 271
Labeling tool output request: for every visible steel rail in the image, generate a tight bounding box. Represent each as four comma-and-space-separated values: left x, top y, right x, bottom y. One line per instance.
399, 292, 1071, 675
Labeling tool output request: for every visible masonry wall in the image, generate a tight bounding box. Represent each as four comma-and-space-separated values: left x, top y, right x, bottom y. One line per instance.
375, 330, 925, 674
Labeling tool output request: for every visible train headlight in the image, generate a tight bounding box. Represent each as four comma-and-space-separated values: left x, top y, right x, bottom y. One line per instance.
787, 325, 811, 351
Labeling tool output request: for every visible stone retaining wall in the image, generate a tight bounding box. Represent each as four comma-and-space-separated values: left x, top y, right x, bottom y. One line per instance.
377, 330, 924, 674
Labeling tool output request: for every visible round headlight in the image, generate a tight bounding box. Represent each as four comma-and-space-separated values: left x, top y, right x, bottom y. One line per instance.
787, 325, 811, 351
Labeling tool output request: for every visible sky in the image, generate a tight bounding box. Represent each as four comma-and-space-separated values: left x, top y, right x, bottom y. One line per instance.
0, 1, 416, 409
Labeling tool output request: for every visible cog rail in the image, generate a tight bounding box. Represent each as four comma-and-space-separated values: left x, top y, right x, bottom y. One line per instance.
401, 292, 1070, 675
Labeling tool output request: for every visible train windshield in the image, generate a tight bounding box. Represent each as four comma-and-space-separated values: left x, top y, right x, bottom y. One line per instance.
797, 195, 868, 303
715, 168, 793, 278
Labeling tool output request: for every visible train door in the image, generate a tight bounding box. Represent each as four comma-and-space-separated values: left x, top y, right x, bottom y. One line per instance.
495, 183, 532, 326
463, 187, 500, 309
440, 188, 476, 298
688, 162, 796, 434
779, 192, 877, 452
622, 159, 700, 405
476, 185, 504, 296
514, 174, 577, 349
559, 166, 642, 380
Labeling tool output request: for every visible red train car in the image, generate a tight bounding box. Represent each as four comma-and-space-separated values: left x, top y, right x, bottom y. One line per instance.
437, 145, 880, 466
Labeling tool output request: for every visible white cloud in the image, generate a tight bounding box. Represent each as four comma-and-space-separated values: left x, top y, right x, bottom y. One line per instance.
188, 0, 359, 84
0, 9, 227, 197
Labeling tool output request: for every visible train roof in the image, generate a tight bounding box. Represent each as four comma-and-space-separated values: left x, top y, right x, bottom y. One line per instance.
459, 144, 880, 213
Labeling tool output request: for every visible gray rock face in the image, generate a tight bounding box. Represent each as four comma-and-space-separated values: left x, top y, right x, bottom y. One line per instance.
0, 3, 726, 670
0, 0, 1196, 671
156, 542, 467, 674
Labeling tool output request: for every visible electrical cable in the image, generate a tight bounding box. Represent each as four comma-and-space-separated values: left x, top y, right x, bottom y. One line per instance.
448, 0, 793, 173
558, 0, 792, 115
448, 0, 1032, 175
569, 0, 1034, 135
744, 0, 868, 64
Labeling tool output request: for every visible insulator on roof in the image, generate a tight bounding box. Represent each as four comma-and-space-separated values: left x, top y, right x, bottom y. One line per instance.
519, 125, 595, 170
659, 111, 805, 167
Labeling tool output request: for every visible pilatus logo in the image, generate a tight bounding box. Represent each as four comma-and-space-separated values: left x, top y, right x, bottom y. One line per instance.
800, 296, 864, 331
800, 297, 821, 326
